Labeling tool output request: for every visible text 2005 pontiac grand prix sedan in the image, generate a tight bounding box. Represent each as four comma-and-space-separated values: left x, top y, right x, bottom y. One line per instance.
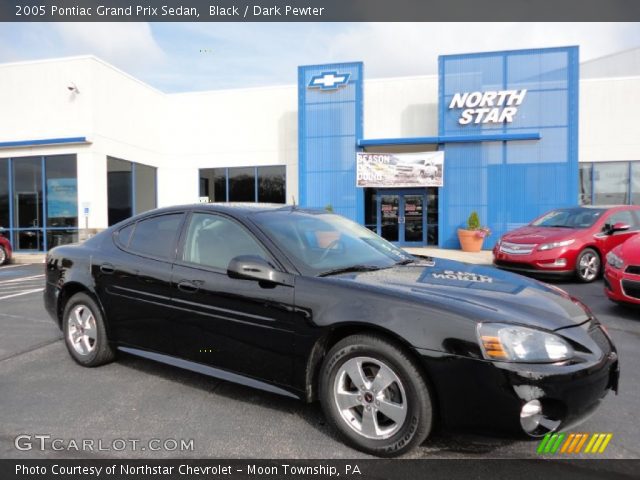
44, 204, 619, 457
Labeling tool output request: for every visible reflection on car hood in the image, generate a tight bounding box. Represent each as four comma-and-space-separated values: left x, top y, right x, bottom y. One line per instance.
330, 258, 590, 330
502, 226, 577, 244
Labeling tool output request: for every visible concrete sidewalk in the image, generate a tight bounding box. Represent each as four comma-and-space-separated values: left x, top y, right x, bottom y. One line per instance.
404, 247, 493, 265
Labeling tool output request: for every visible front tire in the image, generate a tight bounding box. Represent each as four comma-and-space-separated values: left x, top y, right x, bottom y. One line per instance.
575, 248, 600, 283
62, 292, 115, 367
319, 334, 433, 457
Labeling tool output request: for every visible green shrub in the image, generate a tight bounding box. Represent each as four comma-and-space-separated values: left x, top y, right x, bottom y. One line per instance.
467, 211, 480, 230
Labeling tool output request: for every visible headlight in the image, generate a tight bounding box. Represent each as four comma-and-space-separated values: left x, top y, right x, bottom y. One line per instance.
606, 251, 624, 269
477, 323, 574, 363
538, 239, 575, 251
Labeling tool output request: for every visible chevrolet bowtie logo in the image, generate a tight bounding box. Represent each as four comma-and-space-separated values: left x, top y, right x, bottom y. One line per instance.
308, 71, 351, 90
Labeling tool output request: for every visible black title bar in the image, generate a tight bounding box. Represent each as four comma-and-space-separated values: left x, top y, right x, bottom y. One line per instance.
2, 0, 640, 22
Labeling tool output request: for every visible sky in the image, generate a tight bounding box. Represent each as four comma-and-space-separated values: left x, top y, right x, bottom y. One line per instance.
1, 22, 639, 92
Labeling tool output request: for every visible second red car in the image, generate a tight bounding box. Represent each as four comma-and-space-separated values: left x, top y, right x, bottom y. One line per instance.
604, 234, 640, 306
493, 206, 640, 282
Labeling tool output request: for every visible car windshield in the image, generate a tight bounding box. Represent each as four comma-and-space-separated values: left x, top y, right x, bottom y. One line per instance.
250, 210, 413, 276
531, 208, 606, 228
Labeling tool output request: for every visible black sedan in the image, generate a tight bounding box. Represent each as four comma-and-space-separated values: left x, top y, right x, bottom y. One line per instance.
44, 204, 619, 457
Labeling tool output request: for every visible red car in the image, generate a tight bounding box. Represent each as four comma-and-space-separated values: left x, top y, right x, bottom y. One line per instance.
493, 206, 640, 282
0, 232, 12, 265
604, 234, 640, 305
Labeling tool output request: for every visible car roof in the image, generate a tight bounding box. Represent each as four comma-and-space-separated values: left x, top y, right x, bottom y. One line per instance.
138, 203, 317, 219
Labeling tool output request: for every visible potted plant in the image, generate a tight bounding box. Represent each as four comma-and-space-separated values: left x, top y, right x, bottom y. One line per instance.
457, 211, 491, 252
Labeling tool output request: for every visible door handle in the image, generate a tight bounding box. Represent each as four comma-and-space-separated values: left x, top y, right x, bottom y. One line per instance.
177, 280, 201, 293
100, 263, 115, 274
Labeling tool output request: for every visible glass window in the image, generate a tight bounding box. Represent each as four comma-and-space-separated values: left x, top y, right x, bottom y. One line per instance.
632, 162, 640, 206
364, 188, 377, 233
182, 213, 268, 270
13, 156, 43, 229
45, 155, 78, 228
257, 166, 285, 203
0, 158, 8, 231
605, 210, 639, 229
134, 164, 157, 215
117, 223, 135, 247
47, 229, 79, 248
228, 167, 256, 202
251, 210, 410, 276
593, 162, 629, 205
531, 207, 606, 228
199, 168, 226, 202
128, 214, 183, 259
579, 163, 592, 205
107, 157, 133, 226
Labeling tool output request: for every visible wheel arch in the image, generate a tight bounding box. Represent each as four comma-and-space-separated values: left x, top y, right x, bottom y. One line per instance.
304, 323, 440, 419
57, 283, 107, 330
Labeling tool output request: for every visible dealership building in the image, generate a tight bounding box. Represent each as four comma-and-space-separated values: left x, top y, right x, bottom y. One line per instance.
0, 45, 639, 252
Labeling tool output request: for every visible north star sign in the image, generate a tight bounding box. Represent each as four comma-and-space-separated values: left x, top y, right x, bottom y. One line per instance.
308, 71, 351, 90
449, 89, 527, 125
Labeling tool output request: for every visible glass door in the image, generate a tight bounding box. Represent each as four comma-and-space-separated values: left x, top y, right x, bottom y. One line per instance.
402, 194, 425, 245
376, 191, 427, 246
379, 194, 400, 243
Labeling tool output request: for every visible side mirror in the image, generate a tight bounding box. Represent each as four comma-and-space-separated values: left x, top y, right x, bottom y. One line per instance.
609, 222, 631, 234
227, 255, 291, 286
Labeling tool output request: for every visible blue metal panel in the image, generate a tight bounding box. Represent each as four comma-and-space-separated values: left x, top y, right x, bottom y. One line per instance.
0, 137, 88, 149
438, 47, 579, 249
298, 62, 363, 222
358, 132, 540, 147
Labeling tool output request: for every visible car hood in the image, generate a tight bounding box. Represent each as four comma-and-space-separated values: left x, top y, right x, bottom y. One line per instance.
331, 258, 591, 331
616, 233, 640, 264
501, 226, 577, 244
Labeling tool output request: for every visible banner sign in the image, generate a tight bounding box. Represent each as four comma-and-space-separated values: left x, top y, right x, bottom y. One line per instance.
356, 151, 444, 188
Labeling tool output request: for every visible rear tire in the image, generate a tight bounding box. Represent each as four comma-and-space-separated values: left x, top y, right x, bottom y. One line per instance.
319, 334, 433, 457
0, 246, 7, 265
575, 248, 600, 283
62, 292, 115, 367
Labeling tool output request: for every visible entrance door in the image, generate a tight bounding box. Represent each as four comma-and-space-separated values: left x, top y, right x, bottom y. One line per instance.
377, 191, 426, 246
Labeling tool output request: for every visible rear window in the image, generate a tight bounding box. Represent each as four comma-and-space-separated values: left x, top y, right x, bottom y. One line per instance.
127, 213, 184, 259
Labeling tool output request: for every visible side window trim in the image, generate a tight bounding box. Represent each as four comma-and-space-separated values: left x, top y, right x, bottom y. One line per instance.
174, 210, 281, 274
114, 212, 187, 262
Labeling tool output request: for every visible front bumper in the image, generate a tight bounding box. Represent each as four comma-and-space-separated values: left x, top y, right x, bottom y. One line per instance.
418, 331, 619, 435
604, 265, 640, 305
493, 247, 575, 277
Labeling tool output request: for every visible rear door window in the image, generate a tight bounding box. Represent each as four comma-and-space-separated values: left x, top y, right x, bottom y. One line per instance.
126, 213, 184, 259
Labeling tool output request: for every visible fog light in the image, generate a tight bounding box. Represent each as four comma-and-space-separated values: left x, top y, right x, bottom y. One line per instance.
520, 399, 561, 436
554, 259, 567, 267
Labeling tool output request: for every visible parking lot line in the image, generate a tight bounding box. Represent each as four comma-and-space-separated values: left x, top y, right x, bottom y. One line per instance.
0, 287, 44, 300
0, 274, 44, 284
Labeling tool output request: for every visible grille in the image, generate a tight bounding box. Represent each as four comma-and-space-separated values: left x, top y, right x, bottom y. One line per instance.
625, 265, 640, 275
499, 242, 536, 255
589, 327, 611, 355
622, 279, 640, 300
494, 260, 533, 270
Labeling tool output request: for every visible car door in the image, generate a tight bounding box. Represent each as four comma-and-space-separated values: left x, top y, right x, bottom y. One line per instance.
170, 211, 296, 386
93, 212, 185, 354
598, 209, 640, 254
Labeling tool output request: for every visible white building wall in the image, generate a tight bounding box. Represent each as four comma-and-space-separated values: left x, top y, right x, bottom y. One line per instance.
0, 55, 639, 233
579, 76, 640, 163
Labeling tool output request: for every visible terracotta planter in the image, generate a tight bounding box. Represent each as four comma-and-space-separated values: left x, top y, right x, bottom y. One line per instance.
457, 229, 485, 252
315, 231, 340, 248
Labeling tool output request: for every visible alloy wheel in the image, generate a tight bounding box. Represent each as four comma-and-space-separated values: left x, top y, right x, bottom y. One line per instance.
67, 305, 98, 356
333, 356, 407, 440
578, 252, 599, 281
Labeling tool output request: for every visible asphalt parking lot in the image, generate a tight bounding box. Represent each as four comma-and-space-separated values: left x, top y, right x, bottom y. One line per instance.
0, 263, 638, 459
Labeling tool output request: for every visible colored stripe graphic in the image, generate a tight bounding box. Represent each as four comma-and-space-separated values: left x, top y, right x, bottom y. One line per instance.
538, 433, 613, 454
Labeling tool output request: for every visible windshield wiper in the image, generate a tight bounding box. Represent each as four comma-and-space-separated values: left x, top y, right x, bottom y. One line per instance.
395, 258, 416, 265
318, 265, 384, 277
